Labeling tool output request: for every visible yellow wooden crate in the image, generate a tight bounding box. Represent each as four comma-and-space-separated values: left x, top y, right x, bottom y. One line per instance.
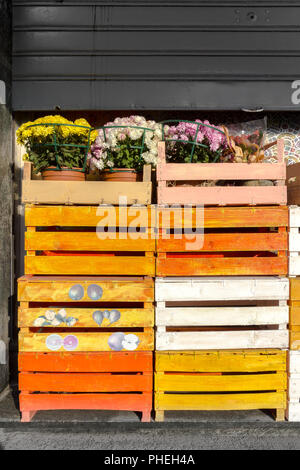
24, 205, 155, 276
155, 350, 287, 422
18, 276, 154, 353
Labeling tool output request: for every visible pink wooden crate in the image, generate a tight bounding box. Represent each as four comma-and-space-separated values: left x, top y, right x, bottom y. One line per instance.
157, 139, 287, 206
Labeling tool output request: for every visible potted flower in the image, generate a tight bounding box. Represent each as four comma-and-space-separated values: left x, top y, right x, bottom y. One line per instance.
89, 115, 162, 182
163, 119, 227, 163
17, 115, 98, 181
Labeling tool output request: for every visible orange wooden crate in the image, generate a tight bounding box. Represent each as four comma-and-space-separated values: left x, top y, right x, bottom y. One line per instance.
19, 351, 153, 422
157, 140, 286, 206
24, 205, 155, 276
156, 206, 288, 276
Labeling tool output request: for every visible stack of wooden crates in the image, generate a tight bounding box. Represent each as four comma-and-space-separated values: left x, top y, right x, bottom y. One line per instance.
154, 140, 289, 421
286, 168, 300, 421
18, 163, 155, 422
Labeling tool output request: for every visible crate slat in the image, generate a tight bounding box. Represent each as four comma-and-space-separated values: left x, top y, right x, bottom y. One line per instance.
156, 330, 288, 351
157, 256, 287, 277
155, 372, 286, 392
19, 351, 153, 372
158, 206, 288, 229
22, 162, 152, 205
18, 276, 154, 303
157, 140, 286, 206
156, 306, 288, 327
19, 307, 154, 328
155, 350, 287, 373
19, 330, 154, 353
155, 392, 286, 411
25, 255, 155, 276
156, 277, 289, 302
19, 372, 152, 392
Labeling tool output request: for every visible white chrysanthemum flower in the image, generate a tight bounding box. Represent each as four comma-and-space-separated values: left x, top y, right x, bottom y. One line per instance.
45, 310, 56, 321
51, 317, 61, 327
33, 316, 45, 327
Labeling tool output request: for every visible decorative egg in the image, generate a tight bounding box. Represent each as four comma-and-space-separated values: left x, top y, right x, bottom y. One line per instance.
63, 335, 79, 351
87, 284, 103, 300
68, 284, 84, 301
45, 334, 63, 351
108, 332, 125, 351
103, 310, 111, 319
122, 334, 140, 351
108, 310, 121, 325
92, 310, 104, 326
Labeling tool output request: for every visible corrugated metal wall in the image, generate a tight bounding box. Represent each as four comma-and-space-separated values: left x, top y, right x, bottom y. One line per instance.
12, 0, 300, 110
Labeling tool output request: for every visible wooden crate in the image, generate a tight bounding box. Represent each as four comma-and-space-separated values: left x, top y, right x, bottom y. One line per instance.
157, 140, 286, 206
156, 277, 289, 350
287, 351, 300, 421
155, 350, 287, 422
19, 351, 153, 422
18, 275, 154, 353
24, 205, 155, 276
289, 206, 300, 276
22, 161, 152, 205
157, 206, 288, 276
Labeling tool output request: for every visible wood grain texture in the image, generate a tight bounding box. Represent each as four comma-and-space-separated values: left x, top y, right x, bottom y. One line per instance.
155, 350, 287, 373
25, 255, 155, 276
22, 162, 152, 205
157, 206, 288, 229
155, 277, 289, 302
19, 351, 153, 373
25, 231, 155, 252
156, 256, 288, 276
157, 140, 286, 205
156, 330, 289, 351
25, 205, 154, 227
19, 307, 154, 328
155, 372, 286, 392
156, 306, 288, 327
19, 372, 152, 392
18, 277, 154, 302
155, 349, 286, 419
157, 232, 287, 252
20, 393, 152, 421
158, 185, 287, 206
155, 392, 286, 411
19, 330, 154, 352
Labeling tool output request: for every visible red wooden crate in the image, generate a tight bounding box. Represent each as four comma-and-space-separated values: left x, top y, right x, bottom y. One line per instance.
19, 351, 153, 422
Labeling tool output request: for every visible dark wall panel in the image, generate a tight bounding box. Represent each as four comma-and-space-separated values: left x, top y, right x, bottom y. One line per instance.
12, 1, 300, 110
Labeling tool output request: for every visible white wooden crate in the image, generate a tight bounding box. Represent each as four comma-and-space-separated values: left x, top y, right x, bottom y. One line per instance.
289, 206, 300, 276
155, 277, 289, 351
287, 351, 300, 421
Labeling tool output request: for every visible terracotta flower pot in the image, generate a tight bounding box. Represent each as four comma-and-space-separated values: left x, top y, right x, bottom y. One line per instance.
42, 167, 86, 181
100, 168, 141, 182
